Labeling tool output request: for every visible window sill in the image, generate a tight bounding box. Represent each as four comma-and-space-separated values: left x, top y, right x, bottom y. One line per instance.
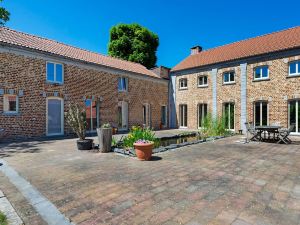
287, 74, 300, 78
252, 78, 270, 82
197, 85, 208, 88
118, 90, 128, 93
2, 112, 20, 116
223, 82, 236, 86
179, 126, 188, 129
46, 81, 64, 85
179, 88, 188, 91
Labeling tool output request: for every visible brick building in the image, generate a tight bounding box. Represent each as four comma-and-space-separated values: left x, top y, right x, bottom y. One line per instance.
0, 27, 169, 139
170, 26, 300, 134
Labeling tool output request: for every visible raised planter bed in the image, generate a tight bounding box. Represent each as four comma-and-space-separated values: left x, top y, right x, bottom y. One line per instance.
113, 134, 229, 158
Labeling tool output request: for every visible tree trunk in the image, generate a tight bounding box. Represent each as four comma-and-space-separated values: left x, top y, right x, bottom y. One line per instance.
97, 128, 112, 153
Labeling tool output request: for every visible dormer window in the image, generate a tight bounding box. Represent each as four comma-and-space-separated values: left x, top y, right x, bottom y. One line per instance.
46, 62, 64, 84
179, 78, 188, 89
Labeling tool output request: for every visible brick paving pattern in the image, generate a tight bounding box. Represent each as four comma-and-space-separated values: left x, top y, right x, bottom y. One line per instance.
1, 136, 300, 224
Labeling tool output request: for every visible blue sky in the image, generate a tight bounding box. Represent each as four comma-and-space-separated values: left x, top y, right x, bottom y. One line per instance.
3, 0, 300, 68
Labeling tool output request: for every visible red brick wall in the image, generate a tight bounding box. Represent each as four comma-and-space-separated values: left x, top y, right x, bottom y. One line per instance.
0, 52, 168, 139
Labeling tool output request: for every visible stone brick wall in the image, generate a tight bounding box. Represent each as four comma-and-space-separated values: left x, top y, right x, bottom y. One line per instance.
175, 71, 212, 129
247, 55, 300, 128
175, 54, 300, 132
0, 51, 168, 139
216, 66, 241, 131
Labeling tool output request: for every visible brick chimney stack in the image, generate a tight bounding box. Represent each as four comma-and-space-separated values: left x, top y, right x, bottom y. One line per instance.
191, 46, 202, 55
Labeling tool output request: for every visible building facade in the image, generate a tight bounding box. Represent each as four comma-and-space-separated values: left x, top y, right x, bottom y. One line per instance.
0, 28, 169, 139
170, 26, 300, 134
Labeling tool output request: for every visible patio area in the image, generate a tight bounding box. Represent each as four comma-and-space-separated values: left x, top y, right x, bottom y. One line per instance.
1, 135, 300, 225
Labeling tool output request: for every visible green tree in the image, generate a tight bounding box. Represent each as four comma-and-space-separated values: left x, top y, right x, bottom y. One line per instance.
0, 0, 10, 26
108, 23, 159, 69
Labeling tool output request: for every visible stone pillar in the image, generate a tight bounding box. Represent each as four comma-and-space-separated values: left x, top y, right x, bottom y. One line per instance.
169, 74, 177, 128
211, 68, 218, 118
240, 63, 248, 133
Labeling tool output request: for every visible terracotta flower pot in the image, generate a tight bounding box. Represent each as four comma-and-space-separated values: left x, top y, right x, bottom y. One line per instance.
134, 142, 154, 161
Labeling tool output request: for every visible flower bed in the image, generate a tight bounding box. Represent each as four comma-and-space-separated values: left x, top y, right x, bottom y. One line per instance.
113, 135, 227, 157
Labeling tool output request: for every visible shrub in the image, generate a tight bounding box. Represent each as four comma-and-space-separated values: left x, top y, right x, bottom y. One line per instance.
65, 103, 87, 140
123, 126, 157, 148
200, 113, 230, 138
101, 123, 111, 128
0, 211, 7, 225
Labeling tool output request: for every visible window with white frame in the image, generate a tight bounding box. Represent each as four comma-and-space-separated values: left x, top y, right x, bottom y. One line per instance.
3, 95, 18, 113
254, 66, 269, 80
254, 101, 268, 126
161, 106, 167, 127
289, 61, 300, 76
46, 62, 63, 84
289, 100, 299, 133
198, 76, 208, 87
179, 104, 187, 127
118, 77, 128, 92
198, 103, 207, 128
179, 78, 188, 89
223, 102, 234, 130
223, 71, 235, 84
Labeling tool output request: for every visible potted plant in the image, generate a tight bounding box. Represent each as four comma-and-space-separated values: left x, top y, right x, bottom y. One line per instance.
97, 123, 112, 153
134, 139, 154, 160
65, 103, 93, 150
123, 126, 157, 160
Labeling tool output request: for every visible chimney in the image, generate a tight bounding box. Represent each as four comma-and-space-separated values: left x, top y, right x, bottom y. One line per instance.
151, 66, 170, 80
190, 46, 202, 55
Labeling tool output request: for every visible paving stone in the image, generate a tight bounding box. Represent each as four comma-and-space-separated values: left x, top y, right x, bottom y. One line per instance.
1, 135, 300, 224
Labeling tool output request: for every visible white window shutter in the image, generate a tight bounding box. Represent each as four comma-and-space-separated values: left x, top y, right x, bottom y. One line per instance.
122, 101, 128, 129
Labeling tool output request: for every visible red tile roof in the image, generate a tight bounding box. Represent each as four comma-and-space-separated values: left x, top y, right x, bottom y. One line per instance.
0, 27, 160, 78
172, 26, 300, 72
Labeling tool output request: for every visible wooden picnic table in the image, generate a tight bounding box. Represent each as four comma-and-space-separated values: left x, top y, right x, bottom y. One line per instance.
255, 125, 282, 141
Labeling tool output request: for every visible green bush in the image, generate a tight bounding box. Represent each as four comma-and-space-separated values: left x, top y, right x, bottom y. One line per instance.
123, 126, 157, 148
65, 103, 87, 140
0, 211, 7, 225
200, 113, 230, 138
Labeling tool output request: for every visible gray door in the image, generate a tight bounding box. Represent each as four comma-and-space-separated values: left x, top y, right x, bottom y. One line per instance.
47, 98, 63, 135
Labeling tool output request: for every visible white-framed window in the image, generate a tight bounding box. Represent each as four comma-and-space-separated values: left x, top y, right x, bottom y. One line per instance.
254, 66, 269, 80
289, 61, 300, 76
85, 99, 99, 132
288, 100, 299, 133
179, 104, 187, 127
3, 95, 18, 113
161, 106, 167, 127
179, 78, 188, 89
254, 101, 268, 126
223, 102, 235, 130
198, 103, 208, 128
223, 71, 235, 84
46, 62, 64, 84
118, 77, 128, 92
198, 76, 208, 87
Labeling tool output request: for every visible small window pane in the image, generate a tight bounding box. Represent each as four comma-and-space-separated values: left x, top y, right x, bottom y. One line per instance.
56, 64, 63, 83
47, 63, 55, 82
204, 76, 207, 84
4, 95, 17, 113
261, 102, 268, 125
230, 72, 235, 82
262, 67, 268, 78
255, 68, 261, 79
290, 62, 297, 74
224, 73, 229, 83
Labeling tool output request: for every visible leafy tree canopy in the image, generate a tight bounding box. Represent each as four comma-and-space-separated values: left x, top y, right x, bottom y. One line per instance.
108, 23, 159, 69
0, 0, 10, 26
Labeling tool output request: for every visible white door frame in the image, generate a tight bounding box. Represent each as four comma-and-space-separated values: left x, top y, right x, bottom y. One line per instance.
118, 101, 128, 131
46, 97, 64, 136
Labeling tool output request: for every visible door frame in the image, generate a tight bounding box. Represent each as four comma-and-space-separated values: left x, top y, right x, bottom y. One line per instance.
46, 97, 64, 136
85, 99, 100, 133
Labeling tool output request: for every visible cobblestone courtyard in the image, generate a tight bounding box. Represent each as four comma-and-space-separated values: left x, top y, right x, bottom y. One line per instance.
1, 136, 300, 225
